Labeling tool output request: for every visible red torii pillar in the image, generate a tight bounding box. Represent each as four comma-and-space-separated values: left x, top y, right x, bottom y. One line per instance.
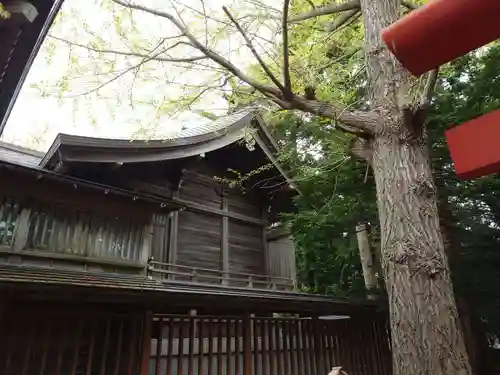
381, 0, 500, 179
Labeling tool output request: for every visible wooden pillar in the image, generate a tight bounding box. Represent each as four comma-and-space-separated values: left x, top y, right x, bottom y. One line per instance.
243, 314, 253, 375
140, 312, 153, 375
221, 192, 229, 285
355, 223, 377, 299
168, 191, 180, 265
141, 218, 154, 272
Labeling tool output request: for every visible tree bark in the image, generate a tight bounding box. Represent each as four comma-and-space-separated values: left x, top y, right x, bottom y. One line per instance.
358, 0, 473, 374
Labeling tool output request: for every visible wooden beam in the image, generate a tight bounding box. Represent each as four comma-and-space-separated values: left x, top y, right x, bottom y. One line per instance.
168, 191, 180, 265
173, 197, 266, 226
221, 192, 229, 286
262, 206, 270, 276
140, 218, 154, 271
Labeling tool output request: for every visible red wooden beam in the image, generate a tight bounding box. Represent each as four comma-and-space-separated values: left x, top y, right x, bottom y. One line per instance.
381, 0, 500, 76
445, 109, 500, 179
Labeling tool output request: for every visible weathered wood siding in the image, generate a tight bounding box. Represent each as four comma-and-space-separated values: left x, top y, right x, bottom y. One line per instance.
228, 220, 264, 275
177, 210, 222, 271
268, 234, 297, 282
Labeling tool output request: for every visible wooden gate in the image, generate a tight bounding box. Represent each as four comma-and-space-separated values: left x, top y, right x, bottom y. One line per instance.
148, 314, 391, 375
0, 304, 146, 375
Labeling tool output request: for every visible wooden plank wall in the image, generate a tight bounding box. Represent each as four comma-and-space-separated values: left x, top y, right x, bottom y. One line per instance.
149, 314, 392, 375
228, 220, 264, 275
177, 210, 222, 271
267, 235, 297, 283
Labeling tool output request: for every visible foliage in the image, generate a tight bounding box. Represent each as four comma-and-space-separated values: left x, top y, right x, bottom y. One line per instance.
0, 3, 10, 19
277, 44, 500, 339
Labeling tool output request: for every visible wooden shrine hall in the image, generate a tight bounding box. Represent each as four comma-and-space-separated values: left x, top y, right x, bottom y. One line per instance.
0, 1, 392, 374
0, 110, 392, 374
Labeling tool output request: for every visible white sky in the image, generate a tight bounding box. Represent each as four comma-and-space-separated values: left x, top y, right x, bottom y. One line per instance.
1, 0, 279, 151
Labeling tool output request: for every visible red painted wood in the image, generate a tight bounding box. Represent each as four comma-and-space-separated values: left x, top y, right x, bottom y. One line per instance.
381, 0, 500, 76
445, 109, 500, 179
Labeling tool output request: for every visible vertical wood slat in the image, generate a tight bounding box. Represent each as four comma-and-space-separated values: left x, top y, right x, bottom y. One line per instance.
155, 318, 163, 375
299, 319, 310, 375
21, 319, 34, 375
261, 319, 268, 375
70, 321, 83, 375
86, 321, 96, 375
275, 320, 283, 375
128, 318, 138, 375
188, 316, 195, 375
101, 319, 112, 375
235, 319, 241, 375
267, 319, 275, 375
208, 318, 214, 375
199, 319, 205, 375
217, 319, 223, 375
226, 319, 232, 375
40, 320, 52, 375
178, 318, 185, 375
288, 320, 296, 375
294, 319, 302, 375
243, 315, 252, 375
253, 318, 259, 375
282, 320, 291, 375
140, 313, 153, 375
167, 317, 174, 375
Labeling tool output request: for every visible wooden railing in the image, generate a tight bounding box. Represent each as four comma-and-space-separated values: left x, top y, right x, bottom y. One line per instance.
147, 258, 296, 291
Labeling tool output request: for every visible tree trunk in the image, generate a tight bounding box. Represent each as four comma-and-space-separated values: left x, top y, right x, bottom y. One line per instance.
358, 1, 473, 374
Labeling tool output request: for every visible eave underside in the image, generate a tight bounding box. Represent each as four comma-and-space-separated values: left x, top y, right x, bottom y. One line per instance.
0, 264, 378, 317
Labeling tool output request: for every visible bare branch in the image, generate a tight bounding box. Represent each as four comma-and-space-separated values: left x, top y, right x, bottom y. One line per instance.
111, 0, 281, 97
222, 5, 287, 94
66, 46, 171, 98
325, 8, 360, 32
50, 35, 206, 63
289, 0, 360, 23
402, 1, 420, 10
282, 0, 292, 96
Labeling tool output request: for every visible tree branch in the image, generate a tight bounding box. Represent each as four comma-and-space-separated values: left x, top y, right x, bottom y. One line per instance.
420, 68, 439, 108
109, 0, 376, 136
111, 0, 281, 97
288, 96, 378, 135
50, 35, 206, 63
325, 8, 360, 32
222, 5, 287, 94
349, 137, 373, 164
282, 0, 292, 96
402, 1, 420, 10
289, 0, 360, 23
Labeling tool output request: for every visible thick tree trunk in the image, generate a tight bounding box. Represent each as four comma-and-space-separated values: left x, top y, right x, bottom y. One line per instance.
372, 135, 471, 375
358, 0, 473, 374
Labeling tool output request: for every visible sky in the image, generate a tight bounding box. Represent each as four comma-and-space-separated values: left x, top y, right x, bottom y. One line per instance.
1, 0, 279, 151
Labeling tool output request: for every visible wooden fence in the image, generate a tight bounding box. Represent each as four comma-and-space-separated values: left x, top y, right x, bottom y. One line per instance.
149, 314, 392, 375
0, 308, 146, 375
